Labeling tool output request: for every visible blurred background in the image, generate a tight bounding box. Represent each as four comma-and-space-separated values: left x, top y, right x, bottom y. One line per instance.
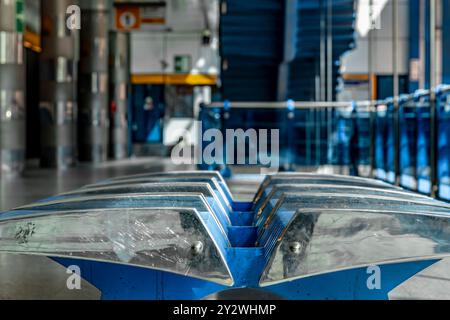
0, 0, 449, 208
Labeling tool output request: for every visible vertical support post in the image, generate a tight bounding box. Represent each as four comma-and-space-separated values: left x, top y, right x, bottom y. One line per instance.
326, 0, 333, 102
442, 0, 450, 84
368, 0, 376, 177
319, 0, 328, 163
429, 0, 438, 197
408, 0, 420, 92
326, 0, 333, 167
419, 0, 426, 89
392, 0, 401, 186
0, 0, 26, 174
78, 0, 111, 163
277, 0, 297, 101
286, 100, 295, 170
314, 72, 325, 166
368, 0, 374, 101
306, 108, 312, 166
320, 0, 326, 102
40, 0, 79, 169
370, 101, 377, 178
222, 100, 230, 174
109, 31, 130, 160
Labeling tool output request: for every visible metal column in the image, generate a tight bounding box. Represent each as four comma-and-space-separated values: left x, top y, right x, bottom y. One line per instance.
319, 0, 326, 101
419, 0, 426, 89
392, 0, 401, 186
368, 0, 375, 177
326, 0, 333, 167
319, 0, 327, 162
368, 0, 374, 101
429, 0, 438, 197
109, 32, 129, 160
276, 0, 297, 101
326, 0, 332, 102
0, 0, 26, 174
40, 0, 79, 169
78, 0, 110, 163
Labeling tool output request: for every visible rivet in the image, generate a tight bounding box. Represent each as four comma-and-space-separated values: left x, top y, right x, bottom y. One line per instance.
289, 241, 302, 254
191, 241, 204, 256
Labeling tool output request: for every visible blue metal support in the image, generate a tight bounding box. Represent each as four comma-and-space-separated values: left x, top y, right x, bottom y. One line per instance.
285, 100, 295, 169
51, 256, 438, 300
398, 95, 418, 190
221, 100, 232, 177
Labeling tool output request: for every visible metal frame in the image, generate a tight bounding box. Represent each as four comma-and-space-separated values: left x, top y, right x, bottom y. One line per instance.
206, 100, 379, 109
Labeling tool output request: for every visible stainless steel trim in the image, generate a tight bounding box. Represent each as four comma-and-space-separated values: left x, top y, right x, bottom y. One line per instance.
12, 193, 231, 241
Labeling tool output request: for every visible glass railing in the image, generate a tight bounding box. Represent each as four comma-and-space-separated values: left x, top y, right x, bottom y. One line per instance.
200, 85, 450, 202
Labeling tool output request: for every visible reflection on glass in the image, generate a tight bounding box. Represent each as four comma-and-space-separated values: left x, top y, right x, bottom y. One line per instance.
261, 208, 450, 286
0, 208, 233, 286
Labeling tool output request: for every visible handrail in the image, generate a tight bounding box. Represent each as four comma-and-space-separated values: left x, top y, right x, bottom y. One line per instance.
204, 84, 450, 110
205, 100, 380, 110
200, 87, 450, 202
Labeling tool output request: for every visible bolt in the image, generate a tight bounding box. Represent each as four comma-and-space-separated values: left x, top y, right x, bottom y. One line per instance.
191, 241, 204, 256
289, 241, 302, 254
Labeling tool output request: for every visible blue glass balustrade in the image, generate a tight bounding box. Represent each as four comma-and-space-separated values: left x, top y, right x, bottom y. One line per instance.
399, 95, 418, 190
199, 103, 333, 170
198, 90, 450, 203
415, 91, 432, 195
437, 86, 450, 201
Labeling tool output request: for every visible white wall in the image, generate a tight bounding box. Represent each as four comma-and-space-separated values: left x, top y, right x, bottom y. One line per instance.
24, 0, 41, 34
341, 0, 410, 75
130, 0, 220, 75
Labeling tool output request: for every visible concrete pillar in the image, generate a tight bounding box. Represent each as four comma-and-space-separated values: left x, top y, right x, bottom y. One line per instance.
78, 0, 110, 162
109, 31, 129, 160
0, 0, 26, 174
39, 0, 79, 169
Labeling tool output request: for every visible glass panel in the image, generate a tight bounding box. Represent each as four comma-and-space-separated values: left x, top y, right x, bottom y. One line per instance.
0, 208, 233, 286
44, 182, 231, 223
104, 171, 227, 186
261, 209, 450, 286
7, 194, 230, 238
254, 184, 450, 226
254, 174, 398, 203
82, 176, 232, 209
